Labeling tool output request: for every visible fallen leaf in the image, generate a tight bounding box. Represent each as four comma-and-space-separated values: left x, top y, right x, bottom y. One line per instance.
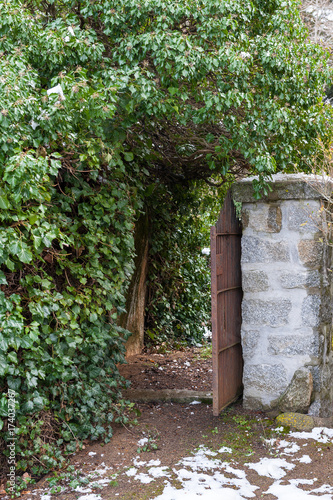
22, 473, 31, 483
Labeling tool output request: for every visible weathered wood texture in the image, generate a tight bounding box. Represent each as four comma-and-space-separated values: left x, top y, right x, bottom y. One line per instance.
120, 213, 149, 357
211, 190, 243, 416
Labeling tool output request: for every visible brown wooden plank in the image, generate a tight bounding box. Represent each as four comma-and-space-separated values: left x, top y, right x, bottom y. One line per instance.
211, 189, 243, 417
210, 225, 219, 415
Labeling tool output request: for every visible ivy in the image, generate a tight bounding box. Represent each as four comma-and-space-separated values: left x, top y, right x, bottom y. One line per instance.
145, 182, 229, 346
0, 0, 332, 480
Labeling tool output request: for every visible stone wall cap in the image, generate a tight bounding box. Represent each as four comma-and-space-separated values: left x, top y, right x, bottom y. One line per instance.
232, 173, 333, 203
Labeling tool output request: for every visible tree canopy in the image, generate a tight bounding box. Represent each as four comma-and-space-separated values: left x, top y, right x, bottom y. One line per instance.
0, 0, 332, 478
2, 0, 332, 191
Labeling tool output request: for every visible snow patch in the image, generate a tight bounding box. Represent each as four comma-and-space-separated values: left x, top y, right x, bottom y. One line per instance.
147, 466, 170, 478
298, 455, 312, 464
290, 427, 333, 444
137, 437, 149, 447
125, 468, 137, 477
134, 473, 154, 484
265, 480, 332, 499
246, 457, 295, 479
278, 440, 300, 455
218, 446, 233, 454
77, 495, 102, 500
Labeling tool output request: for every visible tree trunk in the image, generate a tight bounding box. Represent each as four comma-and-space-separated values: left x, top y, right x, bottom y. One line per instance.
120, 212, 149, 357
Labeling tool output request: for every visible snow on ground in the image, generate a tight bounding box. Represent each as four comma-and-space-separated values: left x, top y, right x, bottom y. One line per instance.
246, 457, 295, 479
290, 427, 333, 444
150, 428, 333, 499
28, 426, 333, 500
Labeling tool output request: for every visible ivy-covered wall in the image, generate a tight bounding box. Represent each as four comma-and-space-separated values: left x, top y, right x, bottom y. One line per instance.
1, 0, 333, 480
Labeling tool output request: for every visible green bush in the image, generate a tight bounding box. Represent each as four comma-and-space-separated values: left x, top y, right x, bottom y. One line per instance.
0, 145, 143, 474
145, 182, 227, 345
0, 0, 332, 479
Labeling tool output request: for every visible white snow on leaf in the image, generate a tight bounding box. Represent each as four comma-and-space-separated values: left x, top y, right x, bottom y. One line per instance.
31, 120, 39, 130
47, 84, 65, 100
68, 26, 75, 36
64, 35, 70, 42
203, 326, 212, 338
246, 457, 295, 479
202, 247, 210, 255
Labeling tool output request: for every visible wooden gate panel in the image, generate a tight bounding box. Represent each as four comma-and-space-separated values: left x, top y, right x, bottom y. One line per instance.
211, 190, 243, 416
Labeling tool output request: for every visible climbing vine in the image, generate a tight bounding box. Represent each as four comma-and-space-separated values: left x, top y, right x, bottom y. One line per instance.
0, 0, 332, 480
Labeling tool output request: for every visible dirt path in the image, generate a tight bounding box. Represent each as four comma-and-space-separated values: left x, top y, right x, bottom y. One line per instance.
118, 346, 213, 392
22, 348, 333, 499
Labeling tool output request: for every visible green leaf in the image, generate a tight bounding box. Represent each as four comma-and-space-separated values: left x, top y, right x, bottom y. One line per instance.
123, 152, 134, 162
7, 352, 18, 364
168, 87, 178, 96
0, 271, 7, 285
18, 246, 33, 263
29, 214, 39, 225
0, 335, 8, 351
0, 191, 10, 209
5, 259, 15, 271
89, 312, 98, 322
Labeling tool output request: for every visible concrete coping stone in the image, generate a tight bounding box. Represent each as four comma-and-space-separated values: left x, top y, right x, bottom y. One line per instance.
123, 389, 213, 404
232, 173, 333, 203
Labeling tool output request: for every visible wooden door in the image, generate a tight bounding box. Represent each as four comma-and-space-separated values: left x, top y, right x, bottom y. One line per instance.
210, 190, 243, 416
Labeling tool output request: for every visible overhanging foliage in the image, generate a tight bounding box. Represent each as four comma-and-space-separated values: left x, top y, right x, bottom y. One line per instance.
0, 0, 332, 479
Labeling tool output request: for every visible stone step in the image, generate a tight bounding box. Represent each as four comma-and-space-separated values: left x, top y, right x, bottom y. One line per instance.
123, 389, 213, 404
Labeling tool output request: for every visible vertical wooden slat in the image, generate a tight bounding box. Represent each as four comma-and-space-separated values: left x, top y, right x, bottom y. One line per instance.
210, 225, 218, 415
211, 190, 243, 416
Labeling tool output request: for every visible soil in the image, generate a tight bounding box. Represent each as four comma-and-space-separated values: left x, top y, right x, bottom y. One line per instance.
6, 346, 333, 499
118, 346, 213, 392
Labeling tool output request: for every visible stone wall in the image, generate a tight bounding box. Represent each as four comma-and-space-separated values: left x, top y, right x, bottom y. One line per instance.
232, 174, 333, 417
